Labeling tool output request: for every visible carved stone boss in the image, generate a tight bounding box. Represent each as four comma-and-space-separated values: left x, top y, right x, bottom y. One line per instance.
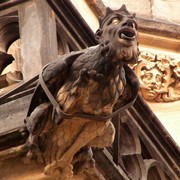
23, 5, 140, 179
135, 51, 180, 102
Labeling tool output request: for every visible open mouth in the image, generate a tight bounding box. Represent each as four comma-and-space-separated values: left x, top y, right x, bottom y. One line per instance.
119, 28, 136, 41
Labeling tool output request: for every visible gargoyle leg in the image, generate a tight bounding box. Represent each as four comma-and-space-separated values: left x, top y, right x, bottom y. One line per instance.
44, 119, 109, 178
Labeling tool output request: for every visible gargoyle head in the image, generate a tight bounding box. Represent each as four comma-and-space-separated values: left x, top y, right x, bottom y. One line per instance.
95, 5, 139, 64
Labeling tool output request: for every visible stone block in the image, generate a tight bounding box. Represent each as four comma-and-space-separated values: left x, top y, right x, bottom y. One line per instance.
152, 0, 180, 24
102, 0, 152, 18
18, 0, 58, 81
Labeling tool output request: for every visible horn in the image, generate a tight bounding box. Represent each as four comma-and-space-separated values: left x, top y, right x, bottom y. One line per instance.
98, 17, 103, 25
98, 7, 113, 27
119, 4, 129, 13
105, 7, 113, 16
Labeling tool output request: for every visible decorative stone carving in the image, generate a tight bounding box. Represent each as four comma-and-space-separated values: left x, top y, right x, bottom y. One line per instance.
23, 5, 140, 179
134, 51, 180, 102
0, 51, 14, 74
0, 53, 23, 97
0, 71, 23, 89
0, 51, 23, 95
116, 111, 173, 179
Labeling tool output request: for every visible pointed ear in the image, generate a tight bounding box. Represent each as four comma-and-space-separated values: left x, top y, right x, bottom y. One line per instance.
95, 28, 103, 41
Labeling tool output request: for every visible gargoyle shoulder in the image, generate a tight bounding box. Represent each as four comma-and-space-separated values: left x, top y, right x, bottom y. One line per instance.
27, 50, 85, 117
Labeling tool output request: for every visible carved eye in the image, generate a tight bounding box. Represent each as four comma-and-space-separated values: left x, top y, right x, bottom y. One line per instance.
111, 18, 120, 25
143, 73, 152, 81
156, 75, 162, 82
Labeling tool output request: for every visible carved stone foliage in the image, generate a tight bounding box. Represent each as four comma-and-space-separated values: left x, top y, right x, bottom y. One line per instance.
134, 51, 180, 102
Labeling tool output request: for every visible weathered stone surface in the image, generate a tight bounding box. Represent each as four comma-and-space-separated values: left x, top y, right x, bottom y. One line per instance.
0, 146, 105, 180
71, 0, 99, 32
0, 95, 31, 134
18, 0, 58, 81
102, 0, 152, 18
0, 146, 49, 180
148, 100, 180, 146
153, 0, 180, 24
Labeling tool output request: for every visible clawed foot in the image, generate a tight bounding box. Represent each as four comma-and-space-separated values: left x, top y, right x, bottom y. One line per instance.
44, 160, 73, 180
22, 150, 44, 165
22, 151, 33, 164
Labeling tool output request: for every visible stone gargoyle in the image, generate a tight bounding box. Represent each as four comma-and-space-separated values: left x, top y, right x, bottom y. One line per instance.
22, 5, 140, 180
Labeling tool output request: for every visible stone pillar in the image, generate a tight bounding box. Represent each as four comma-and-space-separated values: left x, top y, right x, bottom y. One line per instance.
18, 0, 58, 81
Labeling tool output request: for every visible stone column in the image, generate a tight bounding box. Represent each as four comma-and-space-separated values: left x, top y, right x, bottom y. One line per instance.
18, 0, 58, 81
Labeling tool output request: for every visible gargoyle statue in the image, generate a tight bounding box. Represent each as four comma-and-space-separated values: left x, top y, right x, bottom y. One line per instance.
23, 4, 140, 180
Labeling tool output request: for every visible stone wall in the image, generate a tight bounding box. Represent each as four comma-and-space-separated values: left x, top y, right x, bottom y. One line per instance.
102, 0, 180, 24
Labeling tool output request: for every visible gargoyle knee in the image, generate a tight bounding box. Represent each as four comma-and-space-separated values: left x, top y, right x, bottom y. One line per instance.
88, 122, 115, 148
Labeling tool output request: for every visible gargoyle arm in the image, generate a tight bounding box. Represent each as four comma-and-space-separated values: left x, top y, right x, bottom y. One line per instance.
113, 64, 140, 111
